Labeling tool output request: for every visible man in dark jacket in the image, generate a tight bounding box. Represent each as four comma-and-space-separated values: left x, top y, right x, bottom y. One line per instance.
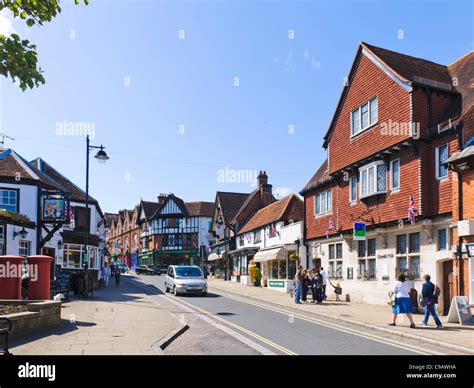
421, 274, 442, 328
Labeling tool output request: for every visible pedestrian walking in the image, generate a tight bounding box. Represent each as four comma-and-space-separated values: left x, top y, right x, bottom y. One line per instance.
302, 270, 310, 303
294, 266, 303, 304
320, 267, 328, 300
420, 274, 442, 328
389, 274, 415, 328
102, 262, 111, 287
115, 267, 121, 287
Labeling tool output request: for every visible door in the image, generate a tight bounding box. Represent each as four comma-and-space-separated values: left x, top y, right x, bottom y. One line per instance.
443, 260, 454, 315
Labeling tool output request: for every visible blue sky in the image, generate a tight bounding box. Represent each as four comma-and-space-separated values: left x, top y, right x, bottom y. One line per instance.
1, 0, 472, 213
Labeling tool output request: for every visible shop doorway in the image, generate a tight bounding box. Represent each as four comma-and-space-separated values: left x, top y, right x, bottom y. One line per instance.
312, 258, 321, 270
442, 260, 454, 315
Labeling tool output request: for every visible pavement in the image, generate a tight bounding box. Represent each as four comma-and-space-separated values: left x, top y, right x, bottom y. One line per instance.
206, 278, 474, 353
9, 278, 181, 355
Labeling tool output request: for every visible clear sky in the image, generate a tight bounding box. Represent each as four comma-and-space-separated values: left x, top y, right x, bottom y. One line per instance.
1, 0, 472, 213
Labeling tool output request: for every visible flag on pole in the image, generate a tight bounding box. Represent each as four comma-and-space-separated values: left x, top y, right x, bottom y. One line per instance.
408, 195, 417, 225
326, 215, 336, 238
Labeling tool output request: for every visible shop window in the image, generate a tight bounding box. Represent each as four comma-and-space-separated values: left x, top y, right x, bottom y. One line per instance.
328, 243, 343, 279
409, 233, 420, 253
357, 238, 376, 280
396, 234, 421, 280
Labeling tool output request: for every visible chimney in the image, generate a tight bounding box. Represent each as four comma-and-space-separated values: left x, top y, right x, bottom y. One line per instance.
157, 193, 167, 204
258, 170, 273, 206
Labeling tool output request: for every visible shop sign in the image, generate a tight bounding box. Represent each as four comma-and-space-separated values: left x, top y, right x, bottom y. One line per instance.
269, 280, 285, 288
43, 197, 67, 223
377, 253, 394, 259
353, 222, 366, 241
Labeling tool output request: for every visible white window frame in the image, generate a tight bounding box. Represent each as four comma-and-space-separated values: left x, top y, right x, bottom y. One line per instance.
349, 176, 357, 203
350, 96, 378, 137
19, 240, 31, 257
390, 158, 400, 191
435, 144, 449, 180
359, 161, 387, 199
314, 189, 332, 216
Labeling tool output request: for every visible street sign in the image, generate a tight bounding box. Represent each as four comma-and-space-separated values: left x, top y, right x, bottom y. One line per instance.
353, 222, 366, 240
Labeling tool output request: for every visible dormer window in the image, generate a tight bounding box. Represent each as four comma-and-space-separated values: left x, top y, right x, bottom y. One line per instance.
359, 161, 386, 198
351, 96, 378, 136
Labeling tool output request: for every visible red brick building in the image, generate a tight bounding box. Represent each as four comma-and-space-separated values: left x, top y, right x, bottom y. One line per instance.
301, 42, 472, 312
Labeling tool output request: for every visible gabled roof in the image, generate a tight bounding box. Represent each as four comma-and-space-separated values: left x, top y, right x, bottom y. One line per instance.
300, 159, 333, 195
447, 51, 474, 122
105, 212, 119, 227
185, 201, 214, 217
238, 194, 303, 234
31, 157, 97, 203
0, 149, 68, 192
323, 42, 464, 148
139, 200, 162, 220
215, 191, 250, 224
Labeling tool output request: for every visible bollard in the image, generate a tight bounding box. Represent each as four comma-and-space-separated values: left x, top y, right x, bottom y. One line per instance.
0, 256, 23, 300
27, 255, 53, 300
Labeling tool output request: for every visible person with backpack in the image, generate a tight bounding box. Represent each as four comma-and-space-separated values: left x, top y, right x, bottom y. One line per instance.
421, 274, 442, 328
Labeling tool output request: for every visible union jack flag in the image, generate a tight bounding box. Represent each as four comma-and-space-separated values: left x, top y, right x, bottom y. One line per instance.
408, 195, 417, 225
326, 215, 336, 238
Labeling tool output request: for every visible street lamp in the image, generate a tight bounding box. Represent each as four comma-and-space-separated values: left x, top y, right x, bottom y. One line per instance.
84, 135, 109, 271
13, 227, 28, 239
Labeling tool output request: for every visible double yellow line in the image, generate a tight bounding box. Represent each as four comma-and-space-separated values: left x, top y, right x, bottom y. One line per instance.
127, 278, 296, 355
173, 295, 297, 355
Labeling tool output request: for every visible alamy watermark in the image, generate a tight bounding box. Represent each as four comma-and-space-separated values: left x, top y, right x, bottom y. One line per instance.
55, 119, 96, 139
0, 261, 38, 282
380, 120, 420, 140
217, 167, 259, 186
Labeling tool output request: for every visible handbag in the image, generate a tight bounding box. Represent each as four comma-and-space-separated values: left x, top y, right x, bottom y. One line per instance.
392, 300, 400, 314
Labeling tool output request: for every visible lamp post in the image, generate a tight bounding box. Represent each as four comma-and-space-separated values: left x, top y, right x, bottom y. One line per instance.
84, 135, 109, 271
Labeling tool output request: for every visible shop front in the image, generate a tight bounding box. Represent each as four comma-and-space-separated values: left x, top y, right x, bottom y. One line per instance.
228, 247, 258, 285
138, 251, 154, 267
254, 246, 297, 293
207, 252, 226, 279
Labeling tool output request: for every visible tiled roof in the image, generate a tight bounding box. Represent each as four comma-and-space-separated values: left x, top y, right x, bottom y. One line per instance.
447, 51, 474, 121
31, 158, 97, 203
216, 191, 250, 223
300, 159, 331, 195
0, 149, 67, 192
363, 42, 454, 86
140, 200, 161, 220
105, 212, 119, 227
238, 194, 303, 234
185, 201, 214, 217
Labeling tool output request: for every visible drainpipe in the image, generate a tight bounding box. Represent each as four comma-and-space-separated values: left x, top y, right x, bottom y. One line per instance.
456, 124, 464, 296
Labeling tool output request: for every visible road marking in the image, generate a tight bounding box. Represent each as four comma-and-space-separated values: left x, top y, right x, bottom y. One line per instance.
208, 288, 442, 356
127, 277, 435, 356
124, 277, 284, 355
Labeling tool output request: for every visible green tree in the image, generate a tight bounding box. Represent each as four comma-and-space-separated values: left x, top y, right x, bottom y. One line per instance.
0, 0, 89, 91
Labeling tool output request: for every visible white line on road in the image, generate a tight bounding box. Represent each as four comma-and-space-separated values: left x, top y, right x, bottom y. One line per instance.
124, 278, 278, 355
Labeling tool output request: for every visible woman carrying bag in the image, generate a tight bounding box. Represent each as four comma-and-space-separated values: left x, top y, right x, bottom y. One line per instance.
389, 274, 415, 328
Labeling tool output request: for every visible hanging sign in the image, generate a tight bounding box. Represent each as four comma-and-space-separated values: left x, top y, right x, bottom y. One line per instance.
43, 197, 67, 223
353, 222, 366, 241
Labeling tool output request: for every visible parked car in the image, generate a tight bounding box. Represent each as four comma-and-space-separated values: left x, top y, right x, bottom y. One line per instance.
136, 265, 161, 275
118, 263, 129, 273
165, 265, 207, 296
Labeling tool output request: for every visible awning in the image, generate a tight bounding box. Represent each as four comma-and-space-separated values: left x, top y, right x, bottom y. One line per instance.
207, 253, 222, 261
254, 247, 288, 263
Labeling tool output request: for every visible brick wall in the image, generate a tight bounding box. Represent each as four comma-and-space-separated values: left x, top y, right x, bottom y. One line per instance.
328, 53, 412, 174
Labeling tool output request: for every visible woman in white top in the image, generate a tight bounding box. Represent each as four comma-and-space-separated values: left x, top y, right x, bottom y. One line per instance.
389, 274, 415, 328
